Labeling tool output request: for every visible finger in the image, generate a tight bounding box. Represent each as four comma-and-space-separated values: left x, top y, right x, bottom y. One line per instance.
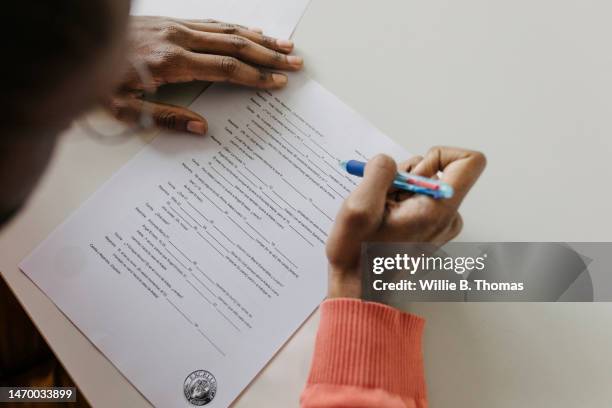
180, 19, 265, 34
107, 96, 208, 135
180, 22, 294, 53
179, 19, 259, 31
148, 101, 208, 134
185, 31, 303, 70
329, 155, 397, 263
185, 53, 288, 88
411, 146, 487, 207
181, 18, 221, 24
398, 155, 424, 173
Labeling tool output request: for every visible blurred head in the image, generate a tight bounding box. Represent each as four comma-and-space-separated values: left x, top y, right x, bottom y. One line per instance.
0, 0, 130, 227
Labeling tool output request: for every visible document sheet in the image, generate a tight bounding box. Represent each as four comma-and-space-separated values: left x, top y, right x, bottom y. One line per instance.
131, 0, 311, 38
20, 74, 409, 407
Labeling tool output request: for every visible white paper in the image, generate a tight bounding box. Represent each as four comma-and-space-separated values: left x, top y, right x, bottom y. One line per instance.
20, 74, 409, 407
131, 0, 311, 39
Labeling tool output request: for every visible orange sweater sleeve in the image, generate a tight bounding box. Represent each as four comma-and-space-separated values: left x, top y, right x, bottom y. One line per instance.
300, 299, 427, 408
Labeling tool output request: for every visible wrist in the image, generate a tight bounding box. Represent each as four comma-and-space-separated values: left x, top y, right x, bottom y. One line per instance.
327, 267, 362, 299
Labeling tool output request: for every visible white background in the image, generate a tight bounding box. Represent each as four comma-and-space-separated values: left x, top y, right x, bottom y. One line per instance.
1, 0, 612, 407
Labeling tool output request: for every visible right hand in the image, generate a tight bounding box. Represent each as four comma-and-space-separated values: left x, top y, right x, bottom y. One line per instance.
326, 146, 487, 299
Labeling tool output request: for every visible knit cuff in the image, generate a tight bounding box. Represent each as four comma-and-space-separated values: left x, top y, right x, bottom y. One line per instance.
307, 298, 427, 402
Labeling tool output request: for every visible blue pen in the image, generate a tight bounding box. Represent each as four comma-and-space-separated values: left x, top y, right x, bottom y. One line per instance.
340, 160, 454, 199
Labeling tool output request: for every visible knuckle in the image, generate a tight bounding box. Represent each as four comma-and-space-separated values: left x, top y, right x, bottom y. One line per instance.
368, 154, 396, 173
148, 46, 183, 74
399, 156, 423, 172
272, 51, 285, 62
219, 56, 240, 76
261, 35, 275, 48
257, 70, 272, 82
472, 151, 487, 169
220, 23, 239, 34
229, 35, 249, 50
155, 110, 177, 129
428, 146, 443, 157
159, 22, 184, 41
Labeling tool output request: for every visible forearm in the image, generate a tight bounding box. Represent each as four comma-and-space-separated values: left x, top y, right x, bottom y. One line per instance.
301, 298, 427, 408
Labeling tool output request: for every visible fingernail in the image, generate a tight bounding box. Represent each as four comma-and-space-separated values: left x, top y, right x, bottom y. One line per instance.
187, 121, 207, 135
250, 27, 263, 33
286, 55, 303, 67
272, 73, 288, 86
276, 39, 294, 51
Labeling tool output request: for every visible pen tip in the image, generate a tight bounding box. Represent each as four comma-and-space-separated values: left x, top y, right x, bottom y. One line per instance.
440, 184, 454, 199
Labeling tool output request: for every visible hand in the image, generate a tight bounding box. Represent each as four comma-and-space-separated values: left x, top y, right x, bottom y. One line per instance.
107, 17, 303, 135
326, 146, 487, 298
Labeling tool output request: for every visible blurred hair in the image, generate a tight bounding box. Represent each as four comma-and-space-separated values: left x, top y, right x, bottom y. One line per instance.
2, 0, 116, 127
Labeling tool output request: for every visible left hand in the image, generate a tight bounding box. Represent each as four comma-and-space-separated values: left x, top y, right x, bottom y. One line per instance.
107, 16, 303, 135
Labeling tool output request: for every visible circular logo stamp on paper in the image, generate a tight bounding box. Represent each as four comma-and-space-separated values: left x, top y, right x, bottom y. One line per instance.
184, 370, 217, 406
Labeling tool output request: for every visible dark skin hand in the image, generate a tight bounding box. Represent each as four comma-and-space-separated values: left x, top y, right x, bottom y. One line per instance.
107, 16, 304, 135
326, 147, 487, 299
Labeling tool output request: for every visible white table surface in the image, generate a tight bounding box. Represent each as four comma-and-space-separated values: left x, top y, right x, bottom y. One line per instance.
2, 0, 612, 406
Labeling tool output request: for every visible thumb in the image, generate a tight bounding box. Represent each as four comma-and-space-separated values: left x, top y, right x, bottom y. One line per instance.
106, 95, 208, 136
327, 155, 397, 268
